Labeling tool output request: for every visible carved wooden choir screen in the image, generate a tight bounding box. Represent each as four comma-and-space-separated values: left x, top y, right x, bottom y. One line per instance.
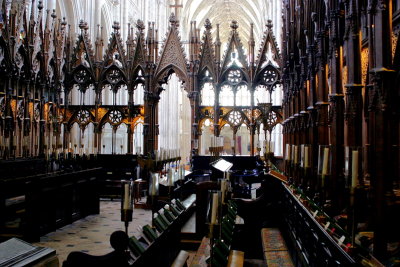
0, 1, 283, 160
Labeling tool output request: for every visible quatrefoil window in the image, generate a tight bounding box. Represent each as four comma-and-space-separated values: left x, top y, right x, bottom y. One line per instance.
74, 69, 90, 84
109, 110, 123, 124
228, 110, 242, 126
262, 68, 278, 85
106, 69, 123, 84
77, 109, 90, 125
227, 70, 242, 84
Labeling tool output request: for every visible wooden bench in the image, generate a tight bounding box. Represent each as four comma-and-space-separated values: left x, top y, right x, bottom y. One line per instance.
261, 228, 294, 267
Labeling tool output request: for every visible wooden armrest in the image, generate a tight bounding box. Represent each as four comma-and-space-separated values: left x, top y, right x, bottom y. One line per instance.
227, 250, 244, 267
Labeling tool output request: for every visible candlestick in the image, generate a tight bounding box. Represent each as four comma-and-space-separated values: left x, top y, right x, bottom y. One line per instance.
210, 193, 218, 225
221, 180, 226, 204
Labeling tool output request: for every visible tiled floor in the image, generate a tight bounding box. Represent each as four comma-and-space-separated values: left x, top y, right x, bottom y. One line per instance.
33, 200, 152, 265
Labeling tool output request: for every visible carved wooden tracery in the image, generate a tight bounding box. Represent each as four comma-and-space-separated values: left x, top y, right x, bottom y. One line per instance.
0, 2, 280, 158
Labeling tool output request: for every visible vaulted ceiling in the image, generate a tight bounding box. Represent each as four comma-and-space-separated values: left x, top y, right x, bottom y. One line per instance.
180, 0, 276, 51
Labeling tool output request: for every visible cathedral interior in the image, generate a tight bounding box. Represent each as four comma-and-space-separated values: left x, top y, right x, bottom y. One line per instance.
0, 0, 399, 266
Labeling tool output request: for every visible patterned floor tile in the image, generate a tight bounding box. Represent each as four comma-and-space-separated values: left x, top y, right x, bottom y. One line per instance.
33, 200, 152, 264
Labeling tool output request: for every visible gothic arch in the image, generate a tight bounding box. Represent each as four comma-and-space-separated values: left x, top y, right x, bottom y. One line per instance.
153, 14, 189, 92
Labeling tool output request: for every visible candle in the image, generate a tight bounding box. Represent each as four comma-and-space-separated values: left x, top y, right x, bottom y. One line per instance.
123, 183, 130, 210
294, 145, 299, 164
285, 144, 290, 160
322, 147, 329, 175
211, 193, 218, 225
292, 145, 296, 162
151, 173, 157, 196
168, 169, 174, 186
351, 150, 359, 188
136, 166, 140, 179
304, 147, 310, 168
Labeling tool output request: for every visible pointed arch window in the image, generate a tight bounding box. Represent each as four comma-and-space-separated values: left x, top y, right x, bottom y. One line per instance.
235, 84, 251, 106
219, 85, 234, 106
254, 85, 270, 105
201, 82, 215, 106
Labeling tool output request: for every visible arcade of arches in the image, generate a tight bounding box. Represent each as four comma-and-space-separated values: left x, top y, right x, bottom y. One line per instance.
0, 0, 399, 266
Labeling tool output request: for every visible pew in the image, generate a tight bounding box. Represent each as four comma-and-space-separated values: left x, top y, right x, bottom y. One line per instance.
131, 196, 195, 267
0, 167, 101, 242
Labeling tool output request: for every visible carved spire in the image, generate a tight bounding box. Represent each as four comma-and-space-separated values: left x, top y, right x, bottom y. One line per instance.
131, 19, 147, 70
154, 13, 188, 88
220, 20, 248, 71
154, 28, 159, 62
31, 1, 43, 79
199, 18, 217, 80
72, 20, 95, 71
254, 20, 282, 76
249, 23, 255, 69
215, 23, 221, 65
126, 23, 134, 59
103, 20, 127, 69
146, 21, 154, 63
95, 24, 104, 61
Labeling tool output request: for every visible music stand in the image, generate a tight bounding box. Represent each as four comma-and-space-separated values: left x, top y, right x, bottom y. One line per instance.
210, 158, 233, 180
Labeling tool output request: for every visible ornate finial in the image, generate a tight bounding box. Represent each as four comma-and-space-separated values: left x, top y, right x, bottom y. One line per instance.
136, 19, 145, 32
230, 20, 238, 30
38, 1, 43, 10
79, 20, 86, 30
51, 9, 56, 19
204, 18, 212, 30
169, 13, 178, 27
112, 21, 120, 31
266, 19, 273, 29
62, 17, 67, 26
